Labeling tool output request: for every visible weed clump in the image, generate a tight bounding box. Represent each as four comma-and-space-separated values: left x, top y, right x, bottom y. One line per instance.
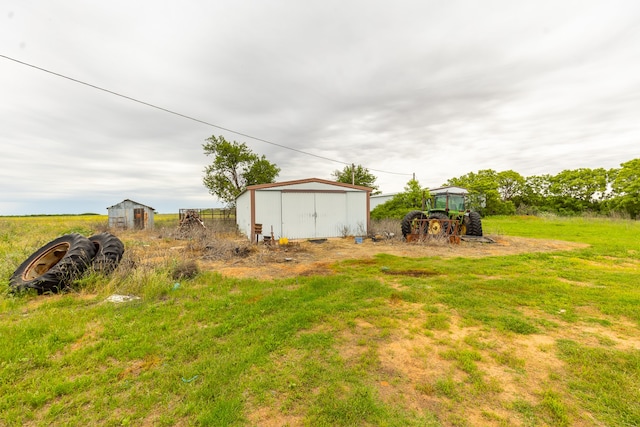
171, 260, 200, 280
204, 240, 254, 260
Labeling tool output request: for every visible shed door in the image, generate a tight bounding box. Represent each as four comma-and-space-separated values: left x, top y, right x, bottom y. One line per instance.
281, 192, 346, 238
314, 192, 346, 237
134, 208, 145, 229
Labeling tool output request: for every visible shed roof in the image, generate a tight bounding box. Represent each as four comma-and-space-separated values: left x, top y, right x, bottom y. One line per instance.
242, 178, 373, 193
107, 199, 155, 210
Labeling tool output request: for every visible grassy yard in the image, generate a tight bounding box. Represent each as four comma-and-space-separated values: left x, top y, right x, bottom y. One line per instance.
0, 215, 639, 426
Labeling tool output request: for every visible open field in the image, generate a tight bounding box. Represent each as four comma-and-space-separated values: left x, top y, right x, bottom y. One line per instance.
1, 215, 639, 426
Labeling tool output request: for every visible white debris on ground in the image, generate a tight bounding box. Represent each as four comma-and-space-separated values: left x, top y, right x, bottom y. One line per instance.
106, 294, 141, 303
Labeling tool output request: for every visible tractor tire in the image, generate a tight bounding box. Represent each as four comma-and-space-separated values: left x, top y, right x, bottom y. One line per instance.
88, 232, 125, 274
461, 215, 470, 235
466, 212, 483, 236
401, 211, 427, 239
428, 213, 449, 235
9, 233, 96, 294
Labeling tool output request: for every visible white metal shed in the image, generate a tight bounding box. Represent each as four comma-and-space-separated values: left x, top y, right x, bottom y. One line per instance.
369, 192, 399, 210
107, 199, 155, 230
236, 178, 372, 241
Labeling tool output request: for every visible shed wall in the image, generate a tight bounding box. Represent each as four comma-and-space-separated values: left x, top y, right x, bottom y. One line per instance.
235, 192, 252, 239
254, 190, 283, 239
346, 191, 368, 235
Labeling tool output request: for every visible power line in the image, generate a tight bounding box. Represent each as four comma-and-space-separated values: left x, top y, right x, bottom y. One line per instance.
1, 54, 412, 176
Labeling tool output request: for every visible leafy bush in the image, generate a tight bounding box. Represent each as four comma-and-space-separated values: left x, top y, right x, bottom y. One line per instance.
371, 179, 428, 220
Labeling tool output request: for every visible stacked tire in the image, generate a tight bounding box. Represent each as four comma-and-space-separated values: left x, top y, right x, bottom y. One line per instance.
9, 232, 125, 294
88, 232, 125, 274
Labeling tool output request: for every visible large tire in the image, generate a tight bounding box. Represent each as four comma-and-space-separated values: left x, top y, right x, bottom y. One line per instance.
401, 211, 427, 239
9, 233, 96, 294
88, 232, 125, 274
461, 215, 470, 235
466, 212, 483, 236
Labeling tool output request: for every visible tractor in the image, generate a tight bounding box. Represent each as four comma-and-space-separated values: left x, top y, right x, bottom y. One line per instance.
401, 191, 483, 240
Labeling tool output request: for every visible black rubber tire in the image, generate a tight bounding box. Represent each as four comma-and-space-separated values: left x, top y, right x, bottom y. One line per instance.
88, 232, 125, 274
401, 210, 427, 239
467, 212, 483, 236
461, 215, 471, 235
429, 213, 448, 220
9, 233, 96, 294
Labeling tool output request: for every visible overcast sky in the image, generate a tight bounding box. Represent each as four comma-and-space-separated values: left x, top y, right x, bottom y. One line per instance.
2, 1, 639, 215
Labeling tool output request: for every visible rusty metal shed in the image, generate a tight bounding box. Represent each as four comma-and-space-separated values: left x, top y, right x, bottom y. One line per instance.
235, 178, 372, 241
107, 199, 155, 230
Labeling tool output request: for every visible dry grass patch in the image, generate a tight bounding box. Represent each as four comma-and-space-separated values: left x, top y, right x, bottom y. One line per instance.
247, 406, 304, 427
118, 355, 163, 380
331, 296, 634, 426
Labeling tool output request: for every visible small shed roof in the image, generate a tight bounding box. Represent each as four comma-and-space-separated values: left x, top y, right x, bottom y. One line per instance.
242, 178, 373, 193
107, 199, 155, 210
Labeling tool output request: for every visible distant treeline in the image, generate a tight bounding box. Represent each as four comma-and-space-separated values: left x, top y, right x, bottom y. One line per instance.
0, 213, 102, 218
372, 158, 640, 219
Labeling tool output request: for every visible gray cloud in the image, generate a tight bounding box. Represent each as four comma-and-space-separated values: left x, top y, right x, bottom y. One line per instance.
2, 0, 639, 214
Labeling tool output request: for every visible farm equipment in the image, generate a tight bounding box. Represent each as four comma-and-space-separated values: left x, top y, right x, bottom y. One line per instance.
401, 191, 483, 241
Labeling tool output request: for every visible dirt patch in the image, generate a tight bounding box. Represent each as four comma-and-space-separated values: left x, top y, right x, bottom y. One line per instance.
195, 235, 587, 280
118, 355, 163, 380
247, 407, 303, 427
121, 228, 586, 282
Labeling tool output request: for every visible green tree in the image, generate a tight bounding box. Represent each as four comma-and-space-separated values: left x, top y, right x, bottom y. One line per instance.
371, 179, 429, 219
515, 174, 552, 214
610, 158, 640, 218
547, 168, 608, 214
497, 170, 526, 201
202, 135, 280, 206
445, 169, 514, 215
332, 164, 380, 194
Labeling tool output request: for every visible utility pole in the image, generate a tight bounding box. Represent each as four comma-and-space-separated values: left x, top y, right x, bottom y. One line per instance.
352, 163, 355, 185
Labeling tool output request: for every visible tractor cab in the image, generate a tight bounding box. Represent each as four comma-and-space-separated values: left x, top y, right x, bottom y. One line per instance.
431, 193, 467, 215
